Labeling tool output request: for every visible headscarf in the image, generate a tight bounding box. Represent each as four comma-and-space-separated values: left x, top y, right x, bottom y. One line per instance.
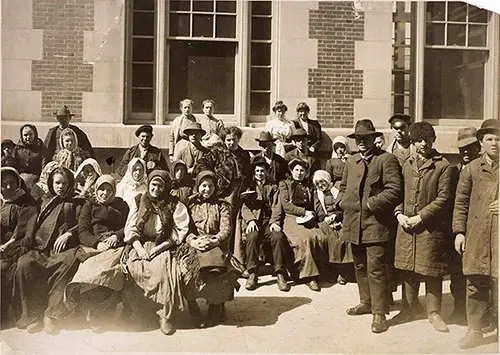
331, 136, 351, 160
170, 160, 188, 179
0, 167, 25, 202
59, 127, 79, 153
312, 170, 339, 215
18, 124, 42, 149
74, 158, 102, 180
195, 170, 218, 199
93, 174, 116, 205
147, 170, 171, 201
116, 157, 147, 195
56, 128, 80, 170
36, 161, 60, 193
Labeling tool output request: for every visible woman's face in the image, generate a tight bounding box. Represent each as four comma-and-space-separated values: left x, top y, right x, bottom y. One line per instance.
96, 183, 114, 203
291, 164, 307, 181
203, 102, 214, 116
335, 144, 346, 157
149, 178, 165, 198
1, 173, 19, 199
314, 179, 329, 192
174, 165, 187, 181
22, 127, 35, 146
131, 162, 144, 181
224, 133, 239, 151
82, 165, 96, 179
3, 146, 14, 157
53, 173, 70, 196
275, 108, 285, 120
297, 109, 308, 120
198, 177, 215, 199
254, 165, 266, 182
181, 102, 192, 115
62, 135, 75, 150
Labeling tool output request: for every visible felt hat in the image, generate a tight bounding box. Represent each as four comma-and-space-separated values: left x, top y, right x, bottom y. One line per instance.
254, 131, 277, 143
388, 113, 411, 125
251, 156, 270, 169
182, 121, 206, 136
347, 119, 383, 138
456, 127, 478, 148
53, 105, 74, 117
476, 119, 499, 141
289, 128, 312, 141
135, 125, 153, 137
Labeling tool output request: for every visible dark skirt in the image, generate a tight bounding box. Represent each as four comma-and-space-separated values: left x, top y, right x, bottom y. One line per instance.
1, 241, 29, 322
318, 221, 353, 264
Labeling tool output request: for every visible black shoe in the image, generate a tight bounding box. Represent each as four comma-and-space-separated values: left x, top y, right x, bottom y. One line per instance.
245, 273, 258, 291
371, 314, 388, 333
159, 318, 176, 335
346, 303, 372, 316
390, 310, 414, 325
276, 273, 290, 292
307, 279, 320, 292
459, 330, 483, 349
43, 316, 60, 335
337, 275, 347, 285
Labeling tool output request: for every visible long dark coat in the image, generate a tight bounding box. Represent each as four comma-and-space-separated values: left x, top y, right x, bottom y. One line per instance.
118, 144, 168, 177
453, 154, 498, 278
339, 148, 402, 245
43, 124, 94, 165
240, 182, 281, 229
394, 151, 453, 277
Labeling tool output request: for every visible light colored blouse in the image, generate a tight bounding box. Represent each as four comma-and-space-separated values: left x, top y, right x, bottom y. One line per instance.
265, 118, 294, 158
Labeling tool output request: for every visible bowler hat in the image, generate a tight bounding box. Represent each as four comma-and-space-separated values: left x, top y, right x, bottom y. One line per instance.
53, 105, 74, 117
251, 156, 269, 169
135, 124, 153, 137
347, 119, 383, 138
288, 158, 309, 172
477, 119, 499, 141
182, 121, 206, 136
255, 131, 277, 143
289, 128, 312, 141
388, 114, 411, 125
456, 127, 478, 148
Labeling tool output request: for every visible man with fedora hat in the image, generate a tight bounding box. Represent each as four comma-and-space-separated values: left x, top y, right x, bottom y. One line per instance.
251, 131, 288, 185
386, 113, 414, 167
339, 119, 402, 333
117, 125, 168, 176
43, 105, 94, 164
453, 119, 499, 349
178, 121, 209, 174
285, 128, 319, 174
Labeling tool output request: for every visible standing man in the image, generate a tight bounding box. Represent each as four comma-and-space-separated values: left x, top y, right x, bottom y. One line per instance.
339, 119, 402, 333
291, 102, 322, 158
44, 105, 94, 165
386, 114, 413, 166
118, 125, 168, 176
453, 119, 499, 349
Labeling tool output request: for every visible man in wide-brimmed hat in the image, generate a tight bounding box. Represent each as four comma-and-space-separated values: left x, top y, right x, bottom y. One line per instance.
43, 105, 94, 165
178, 121, 209, 174
291, 102, 322, 157
339, 119, 402, 334
453, 119, 499, 349
285, 128, 319, 174
386, 113, 413, 167
251, 131, 288, 184
118, 124, 168, 176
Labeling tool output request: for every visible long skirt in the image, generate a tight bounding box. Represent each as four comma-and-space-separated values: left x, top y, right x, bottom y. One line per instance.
282, 215, 329, 279
318, 221, 353, 264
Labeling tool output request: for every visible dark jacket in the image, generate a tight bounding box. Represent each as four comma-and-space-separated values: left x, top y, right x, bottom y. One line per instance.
453, 154, 498, 277
14, 138, 45, 177
339, 148, 402, 245
118, 144, 168, 177
240, 182, 281, 229
325, 158, 346, 185
231, 146, 252, 186
1, 193, 38, 244
171, 179, 194, 206
291, 118, 322, 152
277, 178, 314, 219
394, 150, 453, 277
251, 152, 288, 185
78, 197, 129, 248
313, 189, 343, 223
285, 148, 319, 175
43, 124, 94, 165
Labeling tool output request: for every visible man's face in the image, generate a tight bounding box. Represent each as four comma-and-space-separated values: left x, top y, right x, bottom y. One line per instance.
254, 165, 266, 182
391, 120, 409, 142
224, 133, 239, 151
188, 131, 202, 144
355, 135, 376, 153
481, 133, 499, 160
138, 132, 152, 147
294, 137, 308, 151
57, 115, 71, 128
413, 137, 435, 158
203, 103, 214, 116
259, 141, 274, 155
459, 142, 481, 164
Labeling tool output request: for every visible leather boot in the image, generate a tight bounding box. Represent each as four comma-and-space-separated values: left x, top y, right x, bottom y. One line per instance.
276, 272, 290, 292
246, 272, 258, 291
346, 303, 372, 316
159, 318, 176, 335
428, 312, 449, 333
371, 314, 388, 333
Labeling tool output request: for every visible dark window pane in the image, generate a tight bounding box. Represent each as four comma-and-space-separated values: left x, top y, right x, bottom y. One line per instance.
426, 2, 445, 21
168, 41, 236, 114
216, 15, 236, 38
169, 0, 190, 11
251, 1, 271, 15
468, 25, 487, 47
448, 2, 467, 22
250, 68, 270, 90
132, 64, 154, 88
193, 0, 213, 12
251, 17, 271, 40
216, 1, 236, 13
133, 11, 155, 36
193, 15, 213, 37
169, 13, 190, 36
132, 89, 154, 113
426, 23, 444, 45
469, 5, 488, 23
447, 24, 466, 46
133, 0, 155, 11
424, 49, 487, 119
251, 43, 271, 65
132, 38, 154, 62
250, 92, 270, 115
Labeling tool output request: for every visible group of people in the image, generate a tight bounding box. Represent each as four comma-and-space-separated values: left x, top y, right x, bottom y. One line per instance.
0, 99, 498, 350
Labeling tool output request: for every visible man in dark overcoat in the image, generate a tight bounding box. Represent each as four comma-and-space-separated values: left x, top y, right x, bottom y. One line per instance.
291, 102, 322, 158
453, 119, 499, 349
338, 119, 402, 333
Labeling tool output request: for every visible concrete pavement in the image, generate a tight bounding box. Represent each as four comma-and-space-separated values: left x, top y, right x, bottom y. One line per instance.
1, 277, 497, 354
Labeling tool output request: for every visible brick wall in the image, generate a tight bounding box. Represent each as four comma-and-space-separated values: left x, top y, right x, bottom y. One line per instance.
308, 1, 364, 128
31, 0, 94, 121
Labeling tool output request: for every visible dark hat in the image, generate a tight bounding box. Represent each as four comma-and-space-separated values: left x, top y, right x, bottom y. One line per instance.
255, 131, 277, 143
53, 105, 74, 117
288, 158, 309, 172
388, 114, 411, 125
289, 128, 312, 141
477, 119, 499, 141
1, 139, 15, 148
135, 124, 153, 137
182, 121, 206, 136
347, 119, 383, 138
251, 156, 269, 169
457, 127, 478, 148
296, 102, 310, 112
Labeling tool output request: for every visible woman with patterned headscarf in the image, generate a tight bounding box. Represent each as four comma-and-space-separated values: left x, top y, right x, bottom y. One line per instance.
52, 128, 91, 171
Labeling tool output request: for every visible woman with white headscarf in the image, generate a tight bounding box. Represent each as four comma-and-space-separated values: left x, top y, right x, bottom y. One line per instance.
325, 136, 351, 187
74, 158, 102, 199
52, 127, 91, 171
115, 157, 148, 209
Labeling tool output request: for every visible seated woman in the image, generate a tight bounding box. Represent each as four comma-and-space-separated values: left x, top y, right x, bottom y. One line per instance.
122, 170, 190, 336
13, 166, 83, 335
115, 157, 147, 209
74, 158, 102, 199
30, 161, 60, 204
276, 158, 329, 292
325, 136, 351, 188
53, 128, 91, 171
312, 170, 353, 285
170, 160, 193, 205
0, 167, 38, 326
14, 124, 45, 188
185, 171, 240, 328
65, 175, 129, 333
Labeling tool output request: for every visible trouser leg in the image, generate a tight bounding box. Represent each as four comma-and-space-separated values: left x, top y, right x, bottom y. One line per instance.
403, 271, 420, 312
266, 228, 287, 273
245, 230, 262, 273
351, 243, 371, 307
365, 243, 389, 315
424, 276, 443, 314
449, 252, 466, 312
466, 275, 490, 331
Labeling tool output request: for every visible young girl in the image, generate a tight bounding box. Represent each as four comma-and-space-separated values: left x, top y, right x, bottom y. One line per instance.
53, 128, 91, 171
312, 170, 353, 285
13, 166, 83, 335
122, 170, 190, 335
30, 161, 60, 204
0, 167, 38, 325
115, 157, 147, 209
170, 160, 194, 205
74, 158, 102, 199
14, 124, 45, 188
65, 175, 129, 333
325, 136, 351, 187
